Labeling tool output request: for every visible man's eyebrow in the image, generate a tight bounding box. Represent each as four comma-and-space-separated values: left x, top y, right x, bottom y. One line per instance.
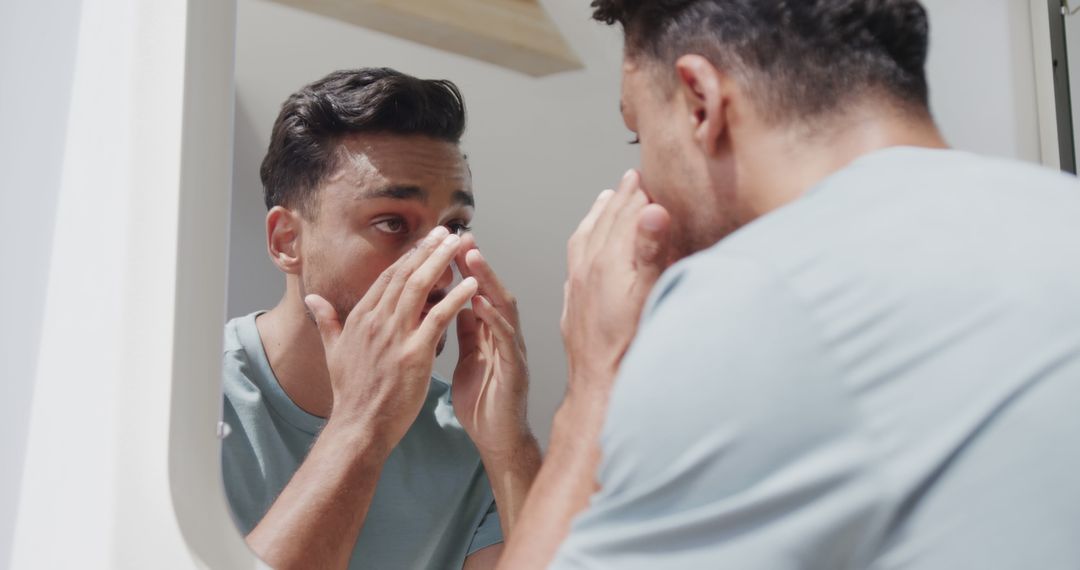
361, 185, 427, 203
359, 185, 473, 208
454, 190, 475, 208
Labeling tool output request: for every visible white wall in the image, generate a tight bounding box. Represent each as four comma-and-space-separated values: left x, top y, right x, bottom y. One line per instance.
228, 0, 1045, 454
0, 0, 82, 565
923, 0, 1042, 162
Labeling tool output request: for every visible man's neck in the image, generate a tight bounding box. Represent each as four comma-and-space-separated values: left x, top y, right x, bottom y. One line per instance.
256, 280, 335, 419
735, 103, 949, 220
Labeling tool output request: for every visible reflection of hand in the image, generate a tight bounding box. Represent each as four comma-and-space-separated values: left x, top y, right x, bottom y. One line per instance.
492, 174, 670, 568
561, 169, 671, 401
452, 233, 536, 459
305, 226, 478, 457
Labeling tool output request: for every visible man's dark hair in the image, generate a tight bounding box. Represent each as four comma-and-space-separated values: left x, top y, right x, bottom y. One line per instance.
591, 0, 931, 123
260, 67, 467, 215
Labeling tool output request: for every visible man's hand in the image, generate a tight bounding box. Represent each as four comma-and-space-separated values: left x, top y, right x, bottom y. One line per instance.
562, 169, 671, 400
305, 226, 479, 454
452, 233, 541, 538
495, 169, 671, 570
452, 233, 532, 456
250, 227, 479, 570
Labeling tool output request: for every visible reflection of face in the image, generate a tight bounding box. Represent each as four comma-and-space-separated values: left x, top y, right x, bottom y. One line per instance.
299, 134, 474, 355
620, 57, 741, 258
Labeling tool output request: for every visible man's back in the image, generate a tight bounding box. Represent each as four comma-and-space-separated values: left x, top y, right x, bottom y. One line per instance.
555, 148, 1080, 568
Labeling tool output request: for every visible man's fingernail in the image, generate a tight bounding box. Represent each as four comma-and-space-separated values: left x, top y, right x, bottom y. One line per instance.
430, 226, 449, 239
623, 169, 636, 181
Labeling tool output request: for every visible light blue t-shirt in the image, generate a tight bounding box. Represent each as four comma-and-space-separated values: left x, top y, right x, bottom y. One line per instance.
221, 312, 502, 570
554, 147, 1080, 569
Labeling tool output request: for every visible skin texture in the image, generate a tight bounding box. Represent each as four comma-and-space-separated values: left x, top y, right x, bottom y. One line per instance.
496, 51, 948, 569
247, 133, 540, 570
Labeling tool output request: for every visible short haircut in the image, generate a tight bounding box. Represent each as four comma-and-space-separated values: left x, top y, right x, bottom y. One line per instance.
592, 0, 931, 123
260, 67, 467, 215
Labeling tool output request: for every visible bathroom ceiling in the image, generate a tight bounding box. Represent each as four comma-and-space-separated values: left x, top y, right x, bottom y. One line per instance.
264, 0, 584, 76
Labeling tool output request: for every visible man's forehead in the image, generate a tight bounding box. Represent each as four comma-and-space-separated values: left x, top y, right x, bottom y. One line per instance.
343, 133, 467, 169
329, 133, 472, 193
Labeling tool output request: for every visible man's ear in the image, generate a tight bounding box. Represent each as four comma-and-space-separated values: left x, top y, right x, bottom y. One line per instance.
675, 54, 727, 156
266, 206, 302, 275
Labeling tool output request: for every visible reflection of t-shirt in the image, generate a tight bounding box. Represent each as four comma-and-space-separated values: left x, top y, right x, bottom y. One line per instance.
554, 148, 1080, 569
221, 312, 502, 570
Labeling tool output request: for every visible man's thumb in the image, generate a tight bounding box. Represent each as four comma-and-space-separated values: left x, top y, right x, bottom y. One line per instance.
304, 294, 341, 348
635, 204, 672, 280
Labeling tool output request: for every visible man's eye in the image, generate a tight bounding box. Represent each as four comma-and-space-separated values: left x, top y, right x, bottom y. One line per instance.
446, 221, 473, 235
373, 218, 408, 234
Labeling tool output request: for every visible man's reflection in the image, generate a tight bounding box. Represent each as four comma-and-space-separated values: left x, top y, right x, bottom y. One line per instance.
220, 67, 540, 570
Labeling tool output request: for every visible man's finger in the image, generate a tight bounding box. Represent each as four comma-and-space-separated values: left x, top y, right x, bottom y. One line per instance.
380, 226, 452, 311
576, 189, 616, 238
588, 170, 640, 253
456, 307, 480, 360
356, 226, 450, 319
473, 294, 521, 357
464, 249, 517, 320
455, 233, 479, 281
634, 203, 672, 283
569, 189, 615, 267
304, 294, 343, 350
397, 232, 462, 323
607, 188, 650, 249
559, 280, 570, 335
418, 276, 479, 348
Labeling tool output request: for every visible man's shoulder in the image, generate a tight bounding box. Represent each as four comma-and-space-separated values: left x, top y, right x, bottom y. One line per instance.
670, 149, 1080, 309
222, 311, 265, 360
222, 314, 246, 355
632, 248, 831, 393
644, 247, 800, 324
221, 312, 266, 396
724, 148, 1080, 244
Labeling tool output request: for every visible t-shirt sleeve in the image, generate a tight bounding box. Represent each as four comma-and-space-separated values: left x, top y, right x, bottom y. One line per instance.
550, 253, 882, 569
466, 498, 503, 556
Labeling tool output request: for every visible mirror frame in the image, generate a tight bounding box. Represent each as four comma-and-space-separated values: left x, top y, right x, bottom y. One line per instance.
1031, 0, 1078, 173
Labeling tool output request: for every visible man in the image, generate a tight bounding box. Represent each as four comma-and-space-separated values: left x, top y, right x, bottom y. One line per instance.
502, 1, 1080, 568
221, 68, 540, 570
